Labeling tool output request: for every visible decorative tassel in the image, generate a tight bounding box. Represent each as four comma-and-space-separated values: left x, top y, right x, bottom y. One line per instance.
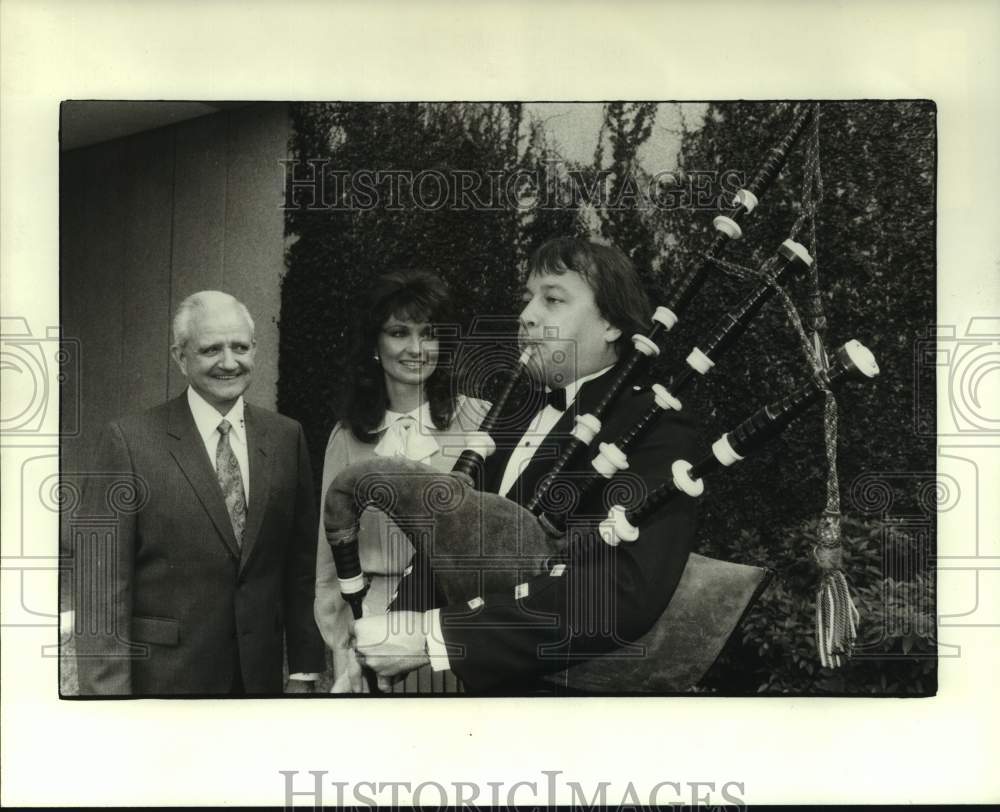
813, 513, 859, 668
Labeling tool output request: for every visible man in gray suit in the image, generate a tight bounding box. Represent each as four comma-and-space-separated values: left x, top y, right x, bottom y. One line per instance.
72, 291, 325, 695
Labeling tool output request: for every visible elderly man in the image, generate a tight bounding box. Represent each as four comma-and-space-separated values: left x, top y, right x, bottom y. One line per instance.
72, 291, 324, 695
354, 237, 703, 693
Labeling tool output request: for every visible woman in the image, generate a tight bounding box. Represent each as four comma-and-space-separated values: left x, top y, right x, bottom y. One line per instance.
315, 269, 487, 693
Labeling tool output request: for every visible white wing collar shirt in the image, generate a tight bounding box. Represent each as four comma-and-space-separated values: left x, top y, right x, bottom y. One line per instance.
497, 364, 614, 498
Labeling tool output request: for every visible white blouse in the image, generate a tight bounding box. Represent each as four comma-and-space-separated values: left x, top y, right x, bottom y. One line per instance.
372, 401, 442, 462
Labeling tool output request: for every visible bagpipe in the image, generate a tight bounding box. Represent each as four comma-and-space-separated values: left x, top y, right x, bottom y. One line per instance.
324, 103, 876, 691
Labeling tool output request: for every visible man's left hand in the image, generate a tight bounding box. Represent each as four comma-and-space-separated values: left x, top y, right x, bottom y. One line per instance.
355, 612, 430, 691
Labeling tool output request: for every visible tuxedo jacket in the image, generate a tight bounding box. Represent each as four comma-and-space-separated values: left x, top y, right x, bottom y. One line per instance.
71, 393, 326, 696
438, 366, 703, 692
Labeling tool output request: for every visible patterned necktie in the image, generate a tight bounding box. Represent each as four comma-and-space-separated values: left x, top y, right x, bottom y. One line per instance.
216, 419, 247, 546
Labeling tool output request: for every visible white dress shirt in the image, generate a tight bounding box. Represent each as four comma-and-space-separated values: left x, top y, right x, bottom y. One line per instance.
497, 365, 614, 497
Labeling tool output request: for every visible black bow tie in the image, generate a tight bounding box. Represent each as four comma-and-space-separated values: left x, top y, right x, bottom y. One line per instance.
545, 387, 567, 411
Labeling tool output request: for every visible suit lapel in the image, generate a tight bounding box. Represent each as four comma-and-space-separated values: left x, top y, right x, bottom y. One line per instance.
166, 395, 241, 561
239, 404, 272, 574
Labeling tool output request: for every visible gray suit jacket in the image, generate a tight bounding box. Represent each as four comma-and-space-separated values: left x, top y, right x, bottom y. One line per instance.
71, 393, 325, 695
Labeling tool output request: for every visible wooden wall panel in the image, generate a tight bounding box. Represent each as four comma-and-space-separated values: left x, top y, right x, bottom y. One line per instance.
63, 142, 128, 474
121, 128, 175, 409
222, 103, 289, 411
59, 153, 88, 486
168, 113, 229, 398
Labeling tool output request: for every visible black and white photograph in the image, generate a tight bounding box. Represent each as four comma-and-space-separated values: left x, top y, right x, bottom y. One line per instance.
58, 99, 935, 700
2, 1, 998, 807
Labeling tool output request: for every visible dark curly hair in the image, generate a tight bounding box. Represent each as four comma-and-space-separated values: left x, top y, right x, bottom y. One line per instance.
343, 269, 458, 442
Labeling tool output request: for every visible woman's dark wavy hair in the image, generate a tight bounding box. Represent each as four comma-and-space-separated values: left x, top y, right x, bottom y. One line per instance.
343, 269, 458, 443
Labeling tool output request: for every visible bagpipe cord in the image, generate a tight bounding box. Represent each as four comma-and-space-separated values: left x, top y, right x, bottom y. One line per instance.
706, 104, 859, 668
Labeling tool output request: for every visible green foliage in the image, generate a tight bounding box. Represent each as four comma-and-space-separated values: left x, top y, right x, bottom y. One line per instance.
703, 515, 936, 695
595, 102, 660, 275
